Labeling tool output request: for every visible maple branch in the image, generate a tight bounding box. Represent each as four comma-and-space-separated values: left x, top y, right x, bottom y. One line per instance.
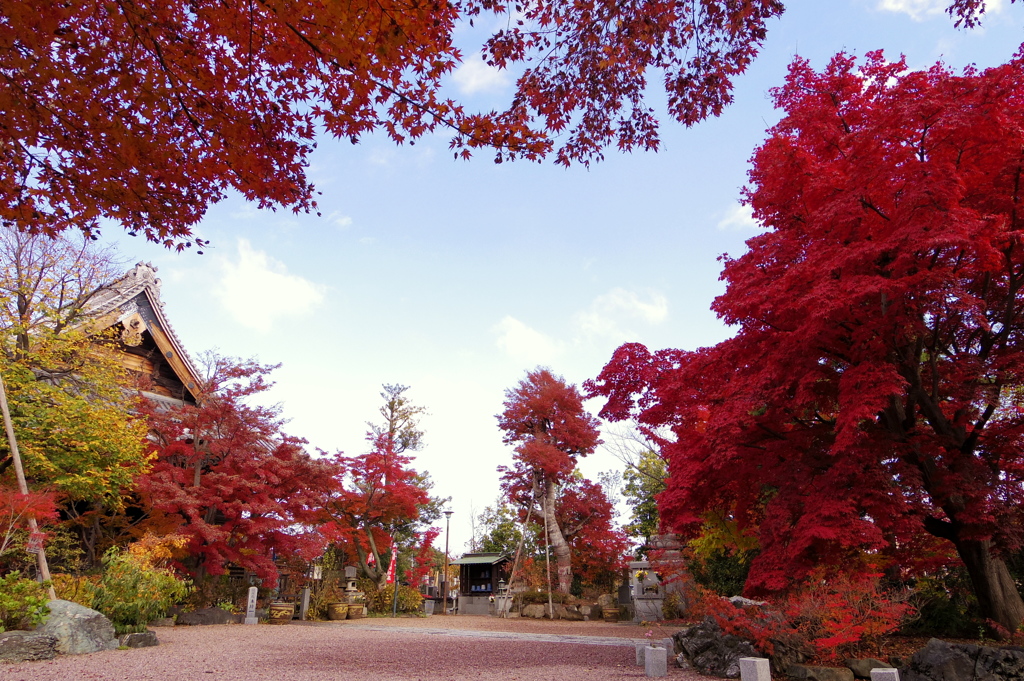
859, 198, 891, 222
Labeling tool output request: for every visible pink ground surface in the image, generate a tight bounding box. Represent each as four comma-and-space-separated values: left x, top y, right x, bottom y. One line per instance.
0, 616, 705, 681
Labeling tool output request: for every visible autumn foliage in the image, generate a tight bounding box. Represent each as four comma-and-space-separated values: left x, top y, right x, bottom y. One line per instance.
589, 50, 1024, 630
137, 355, 336, 582
689, 572, 914, 663
0, 0, 792, 245
320, 433, 431, 583
498, 369, 621, 593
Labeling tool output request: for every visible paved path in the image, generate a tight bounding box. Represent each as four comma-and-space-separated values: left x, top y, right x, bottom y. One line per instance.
307, 622, 655, 648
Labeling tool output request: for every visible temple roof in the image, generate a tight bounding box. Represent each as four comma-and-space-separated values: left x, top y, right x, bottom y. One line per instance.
88, 262, 202, 405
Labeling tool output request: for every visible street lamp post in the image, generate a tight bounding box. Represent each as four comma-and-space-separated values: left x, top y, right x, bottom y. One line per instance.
443, 510, 453, 615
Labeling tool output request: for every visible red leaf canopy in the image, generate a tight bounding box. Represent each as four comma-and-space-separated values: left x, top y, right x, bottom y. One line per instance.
0, 0, 785, 245
589, 51, 1024, 598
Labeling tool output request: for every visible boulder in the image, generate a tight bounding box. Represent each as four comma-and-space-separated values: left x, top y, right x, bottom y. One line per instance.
550, 604, 568, 619
563, 605, 585, 621
727, 596, 767, 608
673, 617, 760, 679
119, 631, 159, 648
787, 664, 854, 681
597, 594, 617, 609
902, 638, 1024, 681
0, 630, 57, 662
176, 607, 237, 626
844, 658, 891, 679
36, 600, 117, 656
769, 635, 813, 675
522, 604, 546, 619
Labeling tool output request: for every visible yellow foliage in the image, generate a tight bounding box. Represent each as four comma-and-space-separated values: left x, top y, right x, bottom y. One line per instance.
126, 533, 190, 570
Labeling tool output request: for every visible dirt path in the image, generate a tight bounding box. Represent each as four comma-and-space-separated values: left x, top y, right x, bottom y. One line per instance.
0, 616, 702, 681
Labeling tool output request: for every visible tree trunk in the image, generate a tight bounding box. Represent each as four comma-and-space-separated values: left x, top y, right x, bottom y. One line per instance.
954, 536, 1024, 634
541, 478, 573, 594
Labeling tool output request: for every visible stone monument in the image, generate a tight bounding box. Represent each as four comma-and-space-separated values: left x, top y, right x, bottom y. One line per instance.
244, 586, 258, 625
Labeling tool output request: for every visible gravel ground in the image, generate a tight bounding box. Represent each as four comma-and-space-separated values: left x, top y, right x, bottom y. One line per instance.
0, 616, 704, 681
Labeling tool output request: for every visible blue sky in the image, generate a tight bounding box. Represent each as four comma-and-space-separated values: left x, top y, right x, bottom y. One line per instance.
106, 0, 1024, 554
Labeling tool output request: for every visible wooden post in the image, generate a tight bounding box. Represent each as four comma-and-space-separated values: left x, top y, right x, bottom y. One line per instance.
0, 374, 56, 600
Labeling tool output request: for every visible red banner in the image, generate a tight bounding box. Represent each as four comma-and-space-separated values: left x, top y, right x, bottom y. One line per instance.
385, 551, 397, 584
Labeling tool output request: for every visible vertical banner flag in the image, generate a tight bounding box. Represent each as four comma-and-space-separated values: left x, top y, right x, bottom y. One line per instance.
386, 550, 397, 584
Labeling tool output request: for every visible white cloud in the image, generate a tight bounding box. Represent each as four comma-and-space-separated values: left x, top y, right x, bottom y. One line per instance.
327, 211, 353, 229
877, 0, 1004, 20
574, 288, 668, 341
216, 240, 326, 332
716, 203, 760, 231
493, 316, 564, 364
452, 53, 510, 95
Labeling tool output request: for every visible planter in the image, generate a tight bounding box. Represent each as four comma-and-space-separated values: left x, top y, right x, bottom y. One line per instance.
267, 602, 295, 624
326, 603, 349, 620
602, 606, 619, 623
346, 604, 366, 619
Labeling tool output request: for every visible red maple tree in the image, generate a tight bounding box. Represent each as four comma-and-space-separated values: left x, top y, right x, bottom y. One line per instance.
0, 0, 791, 246
497, 368, 601, 593
136, 354, 337, 582
320, 433, 432, 584
588, 51, 1024, 631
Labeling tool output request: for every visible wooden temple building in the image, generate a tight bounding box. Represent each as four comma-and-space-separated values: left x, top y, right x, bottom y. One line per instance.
86, 262, 202, 407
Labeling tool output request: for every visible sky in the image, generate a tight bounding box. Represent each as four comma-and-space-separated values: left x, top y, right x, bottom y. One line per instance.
102, 0, 1024, 556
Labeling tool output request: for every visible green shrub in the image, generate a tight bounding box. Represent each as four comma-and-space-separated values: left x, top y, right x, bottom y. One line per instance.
0, 572, 50, 632
901, 571, 978, 637
357, 579, 424, 613
519, 590, 570, 604
92, 547, 192, 635
688, 547, 755, 597
51, 573, 100, 608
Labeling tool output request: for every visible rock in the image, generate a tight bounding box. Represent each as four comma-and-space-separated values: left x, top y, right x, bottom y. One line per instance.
727, 596, 767, 608
976, 644, 1024, 681
902, 638, 1024, 681
522, 604, 545, 619
36, 600, 117, 656
902, 639, 978, 681
148, 617, 175, 628
769, 635, 813, 675
176, 607, 237, 626
563, 605, 585, 621
0, 630, 57, 662
845, 658, 891, 679
673, 617, 760, 679
787, 664, 854, 681
119, 631, 159, 648
550, 604, 568, 620
597, 594, 617, 609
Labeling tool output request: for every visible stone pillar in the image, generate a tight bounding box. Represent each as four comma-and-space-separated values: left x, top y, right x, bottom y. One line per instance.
244, 586, 258, 625
644, 646, 668, 677
300, 587, 311, 621
870, 670, 900, 681
739, 657, 770, 681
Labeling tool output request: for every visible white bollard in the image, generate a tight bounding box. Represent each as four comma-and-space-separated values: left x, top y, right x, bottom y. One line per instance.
739, 657, 771, 681
645, 646, 668, 677
870, 670, 900, 681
